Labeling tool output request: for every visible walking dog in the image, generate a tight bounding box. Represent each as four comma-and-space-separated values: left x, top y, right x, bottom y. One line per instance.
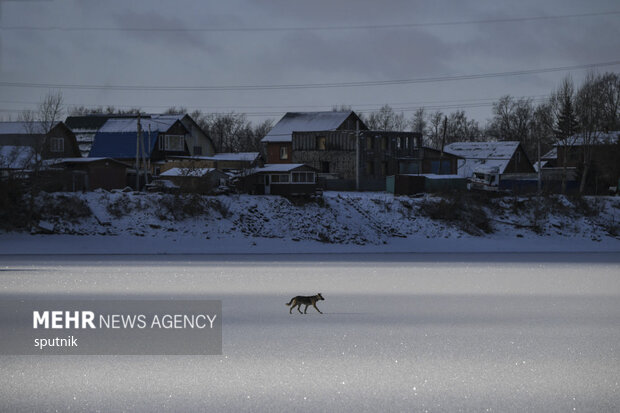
286, 293, 324, 314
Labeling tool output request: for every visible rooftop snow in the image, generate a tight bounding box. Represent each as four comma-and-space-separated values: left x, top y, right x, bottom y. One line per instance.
261, 111, 353, 143
251, 163, 309, 173
160, 167, 216, 177
444, 141, 521, 176
99, 117, 179, 134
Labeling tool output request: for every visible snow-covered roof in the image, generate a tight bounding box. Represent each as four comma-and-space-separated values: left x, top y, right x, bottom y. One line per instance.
99, 117, 180, 133
172, 152, 260, 162
0, 145, 38, 169
541, 147, 557, 160
0, 121, 60, 135
209, 152, 259, 161
261, 111, 353, 143
444, 141, 521, 175
160, 167, 216, 177
251, 163, 310, 173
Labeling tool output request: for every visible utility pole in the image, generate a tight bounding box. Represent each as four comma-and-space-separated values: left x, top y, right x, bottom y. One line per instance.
140, 120, 147, 186
537, 135, 542, 193
136, 113, 141, 190
438, 116, 447, 175
355, 120, 360, 191
147, 124, 152, 176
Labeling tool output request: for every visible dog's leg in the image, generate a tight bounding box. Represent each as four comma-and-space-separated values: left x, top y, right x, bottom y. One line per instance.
313, 303, 323, 314
297, 303, 303, 314
304, 304, 309, 314
289, 300, 296, 314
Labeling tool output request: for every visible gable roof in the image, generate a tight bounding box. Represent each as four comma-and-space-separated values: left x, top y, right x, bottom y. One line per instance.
444, 141, 522, 175
250, 163, 317, 173
261, 111, 355, 143
98, 117, 180, 134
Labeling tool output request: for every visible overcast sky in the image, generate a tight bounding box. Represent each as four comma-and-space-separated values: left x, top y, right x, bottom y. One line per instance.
0, 0, 619, 126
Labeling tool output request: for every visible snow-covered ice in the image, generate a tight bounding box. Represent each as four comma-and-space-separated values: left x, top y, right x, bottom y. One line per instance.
0, 253, 618, 411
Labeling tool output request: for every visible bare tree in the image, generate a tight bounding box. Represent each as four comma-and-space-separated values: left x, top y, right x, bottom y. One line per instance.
365, 105, 407, 131
487, 95, 536, 156
427, 110, 444, 149
410, 107, 427, 141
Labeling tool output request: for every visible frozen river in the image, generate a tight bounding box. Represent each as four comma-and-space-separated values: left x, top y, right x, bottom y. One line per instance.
1, 252, 619, 412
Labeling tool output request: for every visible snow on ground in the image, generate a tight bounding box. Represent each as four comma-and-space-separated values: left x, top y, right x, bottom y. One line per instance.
0, 253, 619, 411
1, 191, 619, 254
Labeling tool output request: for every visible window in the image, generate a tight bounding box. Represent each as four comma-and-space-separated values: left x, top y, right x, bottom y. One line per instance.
271, 174, 290, 183
431, 160, 452, 174
292, 172, 315, 183
396, 138, 402, 150
366, 161, 374, 176
366, 136, 372, 150
316, 136, 326, 150
381, 137, 387, 150
279, 145, 288, 160
321, 161, 330, 173
50, 137, 64, 152
381, 162, 387, 176
164, 135, 185, 151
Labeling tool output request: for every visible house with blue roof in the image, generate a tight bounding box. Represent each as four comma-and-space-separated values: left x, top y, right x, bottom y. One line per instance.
89, 116, 191, 173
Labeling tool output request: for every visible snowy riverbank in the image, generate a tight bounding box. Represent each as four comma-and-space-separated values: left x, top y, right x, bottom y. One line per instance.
1, 191, 619, 254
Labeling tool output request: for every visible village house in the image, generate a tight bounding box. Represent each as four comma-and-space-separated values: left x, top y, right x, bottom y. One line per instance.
262, 111, 443, 190
540, 131, 619, 194
261, 111, 365, 165
45, 157, 130, 191
65, 113, 215, 158
240, 163, 318, 196
89, 117, 192, 174
0, 121, 80, 161
166, 152, 262, 172
158, 167, 229, 194
443, 141, 540, 192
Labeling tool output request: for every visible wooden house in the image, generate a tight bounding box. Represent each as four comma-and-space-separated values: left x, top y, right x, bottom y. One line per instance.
241, 163, 318, 196
89, 117, 191, 172
0, 121, 80, 161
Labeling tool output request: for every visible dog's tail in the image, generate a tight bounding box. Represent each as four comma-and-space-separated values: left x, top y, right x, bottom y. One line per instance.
285, 298, 295, 306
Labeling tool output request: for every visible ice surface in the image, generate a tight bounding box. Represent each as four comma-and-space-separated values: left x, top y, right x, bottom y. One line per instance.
0, 253, 619, 412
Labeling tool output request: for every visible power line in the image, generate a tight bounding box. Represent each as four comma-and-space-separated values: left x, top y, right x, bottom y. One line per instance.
1, 61, 618, 92
0, 94, 550, 111
1, 11, 618, 33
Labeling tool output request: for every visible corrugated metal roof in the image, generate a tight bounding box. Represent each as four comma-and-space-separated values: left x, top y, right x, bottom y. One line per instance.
444, 141, 521, 176
261, 111, 353, 143
89, 132, 159, 158
99, 117, 179, 133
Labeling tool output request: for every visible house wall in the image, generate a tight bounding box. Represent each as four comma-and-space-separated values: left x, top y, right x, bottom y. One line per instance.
504, 145, 535, 173
179, 117, 215, 157
292, 130, 423, 184
0, 123, 80, 160
266, 142, 292, 164
150, 122, 191, 161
